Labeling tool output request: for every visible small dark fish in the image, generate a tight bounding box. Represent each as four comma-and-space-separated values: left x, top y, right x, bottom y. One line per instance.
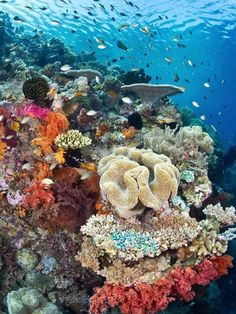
146, 63, 149, 68
189, 30, 192, 35
120, 56, 125, 60
71, 29, 76, 33
185, 79, 190, 83
59, 0, 67, 3
39, 6, 47, 10
73, 15, 80, 19
120, 12, 127, 16
25, 5, 33, 10
91, 52, 96, 55
166, 16, 168, 19
112, 58, 117, 63
88, 11, 94, 16
0, 0, 8, 3
13, 16, 26, 23
159, 15, 163, 20
117, 40, 129, 51
136, 13, 142, 17
112, 17, 116, 21
110, 4, 115, 11
134, 4, 140, 9
204, 96, 207, 100
156, 76, 159, 80
174, 73, 180, 82
74, 10, 78, 13
180, 35, 183, 39
93, 0, 99, 1
88, 39, 92, 43
144, 53, 147, 56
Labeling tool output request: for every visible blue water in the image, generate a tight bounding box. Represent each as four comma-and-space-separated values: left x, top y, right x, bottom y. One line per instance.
1, 0, 236, 148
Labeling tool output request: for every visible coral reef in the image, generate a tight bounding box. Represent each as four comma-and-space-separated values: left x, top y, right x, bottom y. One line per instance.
0, 12, 235, 314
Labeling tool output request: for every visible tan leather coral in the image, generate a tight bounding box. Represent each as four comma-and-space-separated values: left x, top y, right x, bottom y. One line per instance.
98, 147, 180, 219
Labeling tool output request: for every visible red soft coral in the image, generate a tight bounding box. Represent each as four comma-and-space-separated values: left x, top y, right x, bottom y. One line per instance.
90, 256, 233, 314
210, 255, 233, 276
22, 180, 55, 213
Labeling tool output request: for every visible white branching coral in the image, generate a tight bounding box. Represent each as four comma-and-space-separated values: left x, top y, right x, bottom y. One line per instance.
203, 203, 236, 226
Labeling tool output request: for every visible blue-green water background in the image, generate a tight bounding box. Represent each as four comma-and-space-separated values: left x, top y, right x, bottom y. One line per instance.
1, 0, 236, 149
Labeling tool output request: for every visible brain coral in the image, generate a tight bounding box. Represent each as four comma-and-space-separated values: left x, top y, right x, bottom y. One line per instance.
98, 147, 180, 219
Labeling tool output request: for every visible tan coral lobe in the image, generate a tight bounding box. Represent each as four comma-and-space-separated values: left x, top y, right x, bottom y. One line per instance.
98, 147, 180, 218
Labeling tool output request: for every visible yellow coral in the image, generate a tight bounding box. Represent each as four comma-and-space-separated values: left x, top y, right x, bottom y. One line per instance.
54, 148, 65, 164
98, 147, 180, 219
0, 140, 7, 160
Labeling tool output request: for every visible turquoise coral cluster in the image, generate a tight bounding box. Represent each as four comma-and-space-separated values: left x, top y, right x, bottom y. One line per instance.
111, 230, 159, 256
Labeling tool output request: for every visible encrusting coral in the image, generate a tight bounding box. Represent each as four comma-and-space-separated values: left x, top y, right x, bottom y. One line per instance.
98, 147, 180, 218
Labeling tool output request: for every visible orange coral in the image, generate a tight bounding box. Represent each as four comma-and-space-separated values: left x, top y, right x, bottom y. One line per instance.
34, 162, 52, 180
38, 111, 69, 143
0, 140, 7, 160
122, 126, 137, 139
96, 123, 109, 138
0, 122, 5, 137
31, 137, 53, 157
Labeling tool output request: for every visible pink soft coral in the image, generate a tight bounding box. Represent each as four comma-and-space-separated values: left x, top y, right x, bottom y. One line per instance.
18, 102, 51, 119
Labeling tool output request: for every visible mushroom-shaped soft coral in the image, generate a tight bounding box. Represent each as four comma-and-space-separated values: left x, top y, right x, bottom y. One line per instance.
98, 147, 179, 219
121, 83, 184, 106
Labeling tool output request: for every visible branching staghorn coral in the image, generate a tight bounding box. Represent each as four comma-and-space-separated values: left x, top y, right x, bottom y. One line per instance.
143, 126, 213, 174
98, 147, 180, 218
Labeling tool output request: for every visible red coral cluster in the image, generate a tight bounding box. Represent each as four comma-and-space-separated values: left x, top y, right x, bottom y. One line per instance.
90, 255, 233, 314
22, 180, 55, 213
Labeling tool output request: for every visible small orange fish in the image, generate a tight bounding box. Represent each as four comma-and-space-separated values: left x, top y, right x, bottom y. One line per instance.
80, 162, 96, 171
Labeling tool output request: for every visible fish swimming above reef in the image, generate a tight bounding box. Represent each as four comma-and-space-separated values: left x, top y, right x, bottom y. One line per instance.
117, 40, 129, 51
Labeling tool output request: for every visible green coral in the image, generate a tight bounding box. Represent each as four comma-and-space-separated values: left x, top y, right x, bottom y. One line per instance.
180, 170, 195, 183
7, 288, 62, 314
55, 130, 92, 150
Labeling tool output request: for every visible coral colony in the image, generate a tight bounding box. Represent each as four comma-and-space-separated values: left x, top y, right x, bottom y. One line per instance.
0, 10, 235, 314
